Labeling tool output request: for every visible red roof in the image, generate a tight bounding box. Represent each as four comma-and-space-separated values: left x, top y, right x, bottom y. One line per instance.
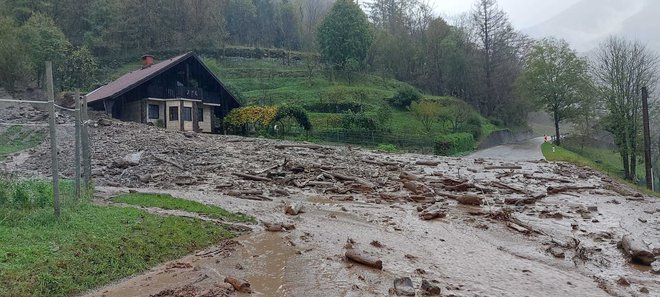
86, 52, 193, 103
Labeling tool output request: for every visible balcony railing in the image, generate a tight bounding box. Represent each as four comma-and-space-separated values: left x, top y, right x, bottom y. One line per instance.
147, 85, 219, 102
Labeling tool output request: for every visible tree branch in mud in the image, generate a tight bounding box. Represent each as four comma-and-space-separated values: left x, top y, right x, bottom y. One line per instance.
232, 172, 272, 182
224, 276, 252, 293
345, 249, 383, 270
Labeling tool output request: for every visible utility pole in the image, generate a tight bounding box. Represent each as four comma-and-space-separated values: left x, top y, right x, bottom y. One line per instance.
642, 87, 652, 190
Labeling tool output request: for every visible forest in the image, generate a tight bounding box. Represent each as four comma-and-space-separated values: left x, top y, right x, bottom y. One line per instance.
0, 0, 658, 187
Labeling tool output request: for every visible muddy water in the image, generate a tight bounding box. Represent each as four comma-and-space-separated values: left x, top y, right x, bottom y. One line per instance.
85, 152, 660, 297
235, 232, 297, 296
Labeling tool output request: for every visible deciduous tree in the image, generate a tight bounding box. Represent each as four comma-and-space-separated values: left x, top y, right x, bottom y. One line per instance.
517, 38, 591, 145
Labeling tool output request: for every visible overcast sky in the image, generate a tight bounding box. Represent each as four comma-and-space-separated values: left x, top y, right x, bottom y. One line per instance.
428, 0, 583, 29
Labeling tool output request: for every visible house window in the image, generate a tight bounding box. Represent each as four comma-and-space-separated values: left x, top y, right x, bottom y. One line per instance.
148, 104, 160, 119
182, 107, 192, 121
197, 107, 204, 122
169, 106, 179, 121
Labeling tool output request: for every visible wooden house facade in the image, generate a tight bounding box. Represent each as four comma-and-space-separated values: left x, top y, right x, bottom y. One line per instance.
87, 52, 240, 133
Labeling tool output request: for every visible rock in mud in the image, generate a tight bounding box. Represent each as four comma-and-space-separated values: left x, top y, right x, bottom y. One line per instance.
456, 194, 482, 206
547, 246, 565, 259
621, 235, 656, 265
393, 277, 416, 296
112, 151, 143, 168
420, 279, 441, 296
652, 261, 660, 275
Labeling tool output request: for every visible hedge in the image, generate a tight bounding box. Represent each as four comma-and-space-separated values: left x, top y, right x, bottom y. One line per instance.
434, 133, 475, 156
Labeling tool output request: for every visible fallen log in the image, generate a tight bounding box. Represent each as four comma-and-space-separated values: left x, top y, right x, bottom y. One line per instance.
361, 158, 401, 167
621, 235, 656, 265
274, 143, 324, 150
224, 276, 252, 293
263, 222, 295, 232
523, 174, 572, 184
151, 153, 185, 170
322, 170, 374, 188
507, 222, 530, 234
547, 185, 597, 195
232, 172, 271, 182
285, 202, 304, 215
415, 160, 441, 166
227, 190, 263, 196
484, 165, 523, 170
304, 181, 335, 187
232, 195, 273, 202
490, 181, 528, 194
329, 195, 355, 201
444, 182, 472, 192
345, 249, 383, 269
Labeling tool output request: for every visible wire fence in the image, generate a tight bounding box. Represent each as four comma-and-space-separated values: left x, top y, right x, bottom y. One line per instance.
273, 128, 437, 154
0, 61, 92, 218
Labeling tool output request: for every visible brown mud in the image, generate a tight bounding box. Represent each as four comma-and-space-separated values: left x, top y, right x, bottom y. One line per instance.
2, 113, 659, 296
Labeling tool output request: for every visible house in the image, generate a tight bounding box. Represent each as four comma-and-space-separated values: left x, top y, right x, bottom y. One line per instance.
87, 52, 240, 133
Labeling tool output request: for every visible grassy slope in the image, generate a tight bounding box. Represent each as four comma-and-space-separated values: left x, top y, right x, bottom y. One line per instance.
205, 58, 496, 136
104, 57, 500, 153
541, 143, 658, 197
113, 193, 255, 223
0, 126, 44, 160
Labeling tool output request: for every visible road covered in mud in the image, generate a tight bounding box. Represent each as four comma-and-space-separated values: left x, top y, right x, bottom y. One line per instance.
2, 113, 659, 297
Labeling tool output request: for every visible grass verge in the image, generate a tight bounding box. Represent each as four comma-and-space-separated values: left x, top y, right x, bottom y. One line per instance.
541, 143, 659, 198
113, 193, 255, 223
0, 204, 234, 296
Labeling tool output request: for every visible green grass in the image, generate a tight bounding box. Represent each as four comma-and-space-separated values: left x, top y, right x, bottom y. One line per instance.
541, 142, 659, 197
0, 204, 234, 297
113, 193, 255, 223
0, 126, 45, 160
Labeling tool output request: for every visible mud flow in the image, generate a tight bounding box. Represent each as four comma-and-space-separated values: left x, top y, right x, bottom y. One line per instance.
2, 112, 659, 297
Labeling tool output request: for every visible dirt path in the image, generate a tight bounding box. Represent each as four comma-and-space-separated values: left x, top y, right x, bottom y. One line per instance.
469, 137, 545, 161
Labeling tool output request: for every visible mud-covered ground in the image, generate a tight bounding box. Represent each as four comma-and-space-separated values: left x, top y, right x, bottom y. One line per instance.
2, 107, 659, 297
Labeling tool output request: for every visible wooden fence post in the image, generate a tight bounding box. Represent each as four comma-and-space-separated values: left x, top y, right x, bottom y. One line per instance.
74, 90, 81, 201
46, 61, 60, 218
81, 95, 92, 193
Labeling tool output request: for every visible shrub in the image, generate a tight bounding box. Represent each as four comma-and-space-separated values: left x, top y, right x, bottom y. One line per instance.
374, 105, 393, 129
272, 105, 312, 131
303, 101, 363, 113
224, 106, 278, 133
340, 110, 379, 131
434, 133, 475, 156
377, 144, 397, 152
387, 87, 421, 109
459, 114, 483, 139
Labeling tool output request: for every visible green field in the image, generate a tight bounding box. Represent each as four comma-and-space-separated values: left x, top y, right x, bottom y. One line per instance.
541, 142, 659, 197
0, 181, 245, 296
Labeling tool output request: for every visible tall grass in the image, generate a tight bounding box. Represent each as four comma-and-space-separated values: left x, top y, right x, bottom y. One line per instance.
0, 176, 89, 211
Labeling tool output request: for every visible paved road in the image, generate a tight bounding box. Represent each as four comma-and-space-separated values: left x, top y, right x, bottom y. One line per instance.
469, 137, 545, 161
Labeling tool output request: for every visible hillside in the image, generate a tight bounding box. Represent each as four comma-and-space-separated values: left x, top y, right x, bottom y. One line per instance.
106, 57, 498, 154
525, 0, 660, 53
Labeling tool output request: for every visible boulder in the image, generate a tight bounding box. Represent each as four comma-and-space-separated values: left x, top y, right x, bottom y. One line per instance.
621, 235, 655, 265
393, 277, 415, 296
456, 194, 482, 206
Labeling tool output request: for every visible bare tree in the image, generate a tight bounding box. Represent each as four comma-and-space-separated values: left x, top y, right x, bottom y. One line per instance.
470, 0, 519, 119
591, 36, 660, 180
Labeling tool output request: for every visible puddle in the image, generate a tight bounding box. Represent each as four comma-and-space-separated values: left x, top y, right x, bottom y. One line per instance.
236, 232, 297, 296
